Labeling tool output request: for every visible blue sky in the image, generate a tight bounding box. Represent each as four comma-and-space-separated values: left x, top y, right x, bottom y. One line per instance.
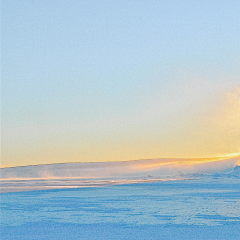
2, 0, 240, 167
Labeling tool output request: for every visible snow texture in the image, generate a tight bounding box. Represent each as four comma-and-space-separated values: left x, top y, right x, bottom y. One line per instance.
1, 158, 240, 239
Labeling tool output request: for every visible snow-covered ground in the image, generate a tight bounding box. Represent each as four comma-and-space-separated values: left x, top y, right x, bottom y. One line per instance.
1, 158, 240, 239
1, 157, 239, 193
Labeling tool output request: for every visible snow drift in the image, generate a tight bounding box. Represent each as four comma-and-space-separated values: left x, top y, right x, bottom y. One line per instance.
1, 156, 239, 192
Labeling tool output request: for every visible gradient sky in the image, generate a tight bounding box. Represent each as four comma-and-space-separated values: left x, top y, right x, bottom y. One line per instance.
2, 0, 240, 167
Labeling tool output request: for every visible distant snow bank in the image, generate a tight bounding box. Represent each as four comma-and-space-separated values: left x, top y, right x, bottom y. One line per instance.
1, 157, 239, 192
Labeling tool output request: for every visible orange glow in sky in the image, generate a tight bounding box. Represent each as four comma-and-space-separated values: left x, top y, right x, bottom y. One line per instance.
2, 1, 239, 168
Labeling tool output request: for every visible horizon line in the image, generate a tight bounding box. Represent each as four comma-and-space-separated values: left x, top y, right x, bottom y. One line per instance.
1, 154, 240, 169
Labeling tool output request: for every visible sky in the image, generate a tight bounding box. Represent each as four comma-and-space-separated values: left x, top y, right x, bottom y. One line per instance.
1, 0, 240, 167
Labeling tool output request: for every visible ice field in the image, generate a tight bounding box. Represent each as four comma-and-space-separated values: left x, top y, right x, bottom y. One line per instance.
1, 157, 240, 239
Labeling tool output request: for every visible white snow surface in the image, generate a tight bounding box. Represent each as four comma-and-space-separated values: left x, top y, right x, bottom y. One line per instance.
1, 157, 240, 239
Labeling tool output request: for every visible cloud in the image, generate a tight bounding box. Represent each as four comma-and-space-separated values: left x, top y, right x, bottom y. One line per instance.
2, 68, 239, 167
215, 86, 240, 134
207, 86, 240, 155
